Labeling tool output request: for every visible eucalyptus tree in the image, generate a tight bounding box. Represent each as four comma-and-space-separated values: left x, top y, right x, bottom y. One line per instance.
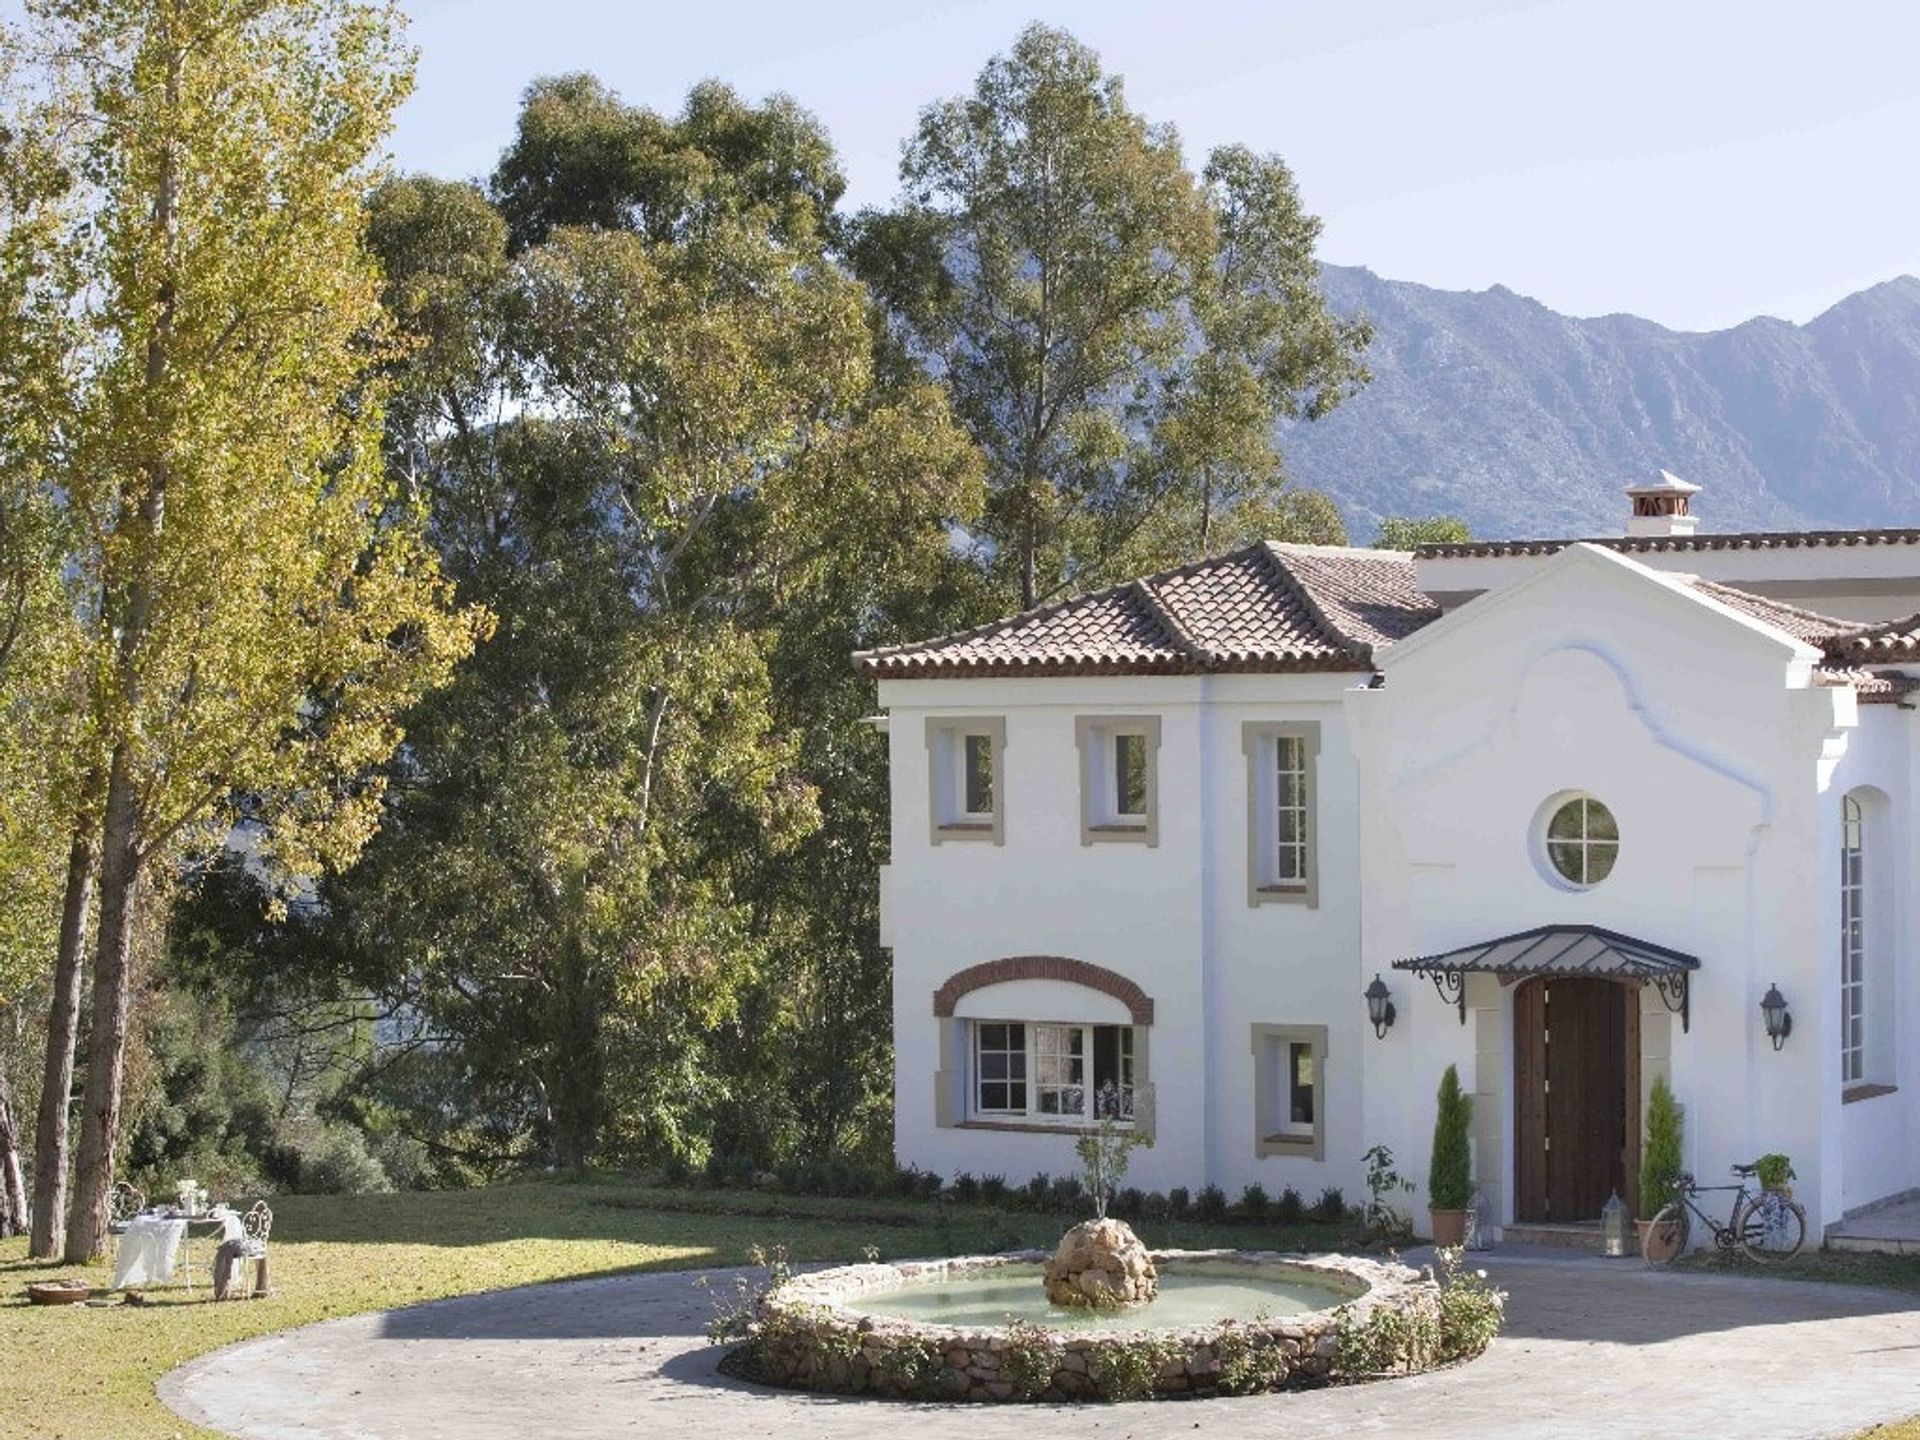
341, 85, 982, 1171
5, 0, 483, 1262
851, 24, 1371, 607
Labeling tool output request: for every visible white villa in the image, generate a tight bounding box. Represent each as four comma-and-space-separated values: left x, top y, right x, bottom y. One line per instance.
857, 476, 1920, 1241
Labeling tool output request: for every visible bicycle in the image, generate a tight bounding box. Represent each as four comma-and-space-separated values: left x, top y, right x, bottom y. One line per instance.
1641, 1162, 1807, 1266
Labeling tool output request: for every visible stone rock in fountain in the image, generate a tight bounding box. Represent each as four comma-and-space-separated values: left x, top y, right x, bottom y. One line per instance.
1043, 1218, 1158, 1308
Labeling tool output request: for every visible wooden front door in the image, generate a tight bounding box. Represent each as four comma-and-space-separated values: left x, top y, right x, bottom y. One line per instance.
1513, 978, 1636, 1222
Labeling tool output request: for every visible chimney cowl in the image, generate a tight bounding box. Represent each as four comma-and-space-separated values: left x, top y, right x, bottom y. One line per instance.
1624, 470, 1701, 538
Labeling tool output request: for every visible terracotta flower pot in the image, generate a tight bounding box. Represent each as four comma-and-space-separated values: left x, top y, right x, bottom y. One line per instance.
1428, 1207, 1469, 1246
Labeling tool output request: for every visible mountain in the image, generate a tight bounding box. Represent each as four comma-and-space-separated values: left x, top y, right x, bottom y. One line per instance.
1280, 268, 1920, 541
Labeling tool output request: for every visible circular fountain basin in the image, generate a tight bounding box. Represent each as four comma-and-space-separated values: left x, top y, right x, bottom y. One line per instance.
739, 1249, 1444, 1402
845, 1260, 1344, 1330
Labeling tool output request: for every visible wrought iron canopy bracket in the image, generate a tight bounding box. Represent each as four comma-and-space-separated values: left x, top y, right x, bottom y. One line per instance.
1653, 971, 1690, 1033
1425, 967, 1467, 1025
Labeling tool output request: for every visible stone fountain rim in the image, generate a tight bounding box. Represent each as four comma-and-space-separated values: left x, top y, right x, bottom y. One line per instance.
765, 1248, 1421, 1348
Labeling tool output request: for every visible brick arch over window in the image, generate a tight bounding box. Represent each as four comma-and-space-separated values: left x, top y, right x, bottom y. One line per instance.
932, 956, 1155, 1025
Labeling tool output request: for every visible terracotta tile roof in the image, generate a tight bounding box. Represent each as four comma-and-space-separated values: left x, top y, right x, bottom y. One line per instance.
1814, 668, 1920, 704
1686, 581, 1920, 704
1419, 528, 1920, 559
853, 543, 1440, 679
854, 542, 1919, 706
1686, 580, 1865, 647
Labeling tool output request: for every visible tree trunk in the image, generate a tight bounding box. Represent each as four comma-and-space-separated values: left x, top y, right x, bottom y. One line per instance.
64, 6, 179, 1267
63, 757, 141, 1264
0, 1063, 27, 1238
28, 821, 97, 1258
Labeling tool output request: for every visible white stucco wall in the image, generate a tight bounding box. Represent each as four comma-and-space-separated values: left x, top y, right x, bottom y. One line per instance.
878, 544, 1920, 1231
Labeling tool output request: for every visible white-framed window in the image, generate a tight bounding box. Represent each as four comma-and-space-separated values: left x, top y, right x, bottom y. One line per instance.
1251, 1023, 1327, 1159
1075, 716, 1160, 845
1542, 793, 1619, 889
925, 717, 1006, 844
1243, 721, 1320, 906
1841, 793, 1866, 1086
968, 1021, 1135, 1125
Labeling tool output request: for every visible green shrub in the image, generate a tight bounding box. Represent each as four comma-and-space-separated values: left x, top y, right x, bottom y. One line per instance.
1087, 1337, 1182, 1400
1275, 1185, 1304, 1223
979, 1173, 1010, 1204
298, 1127, 392, 1195
1433, 1245, 1506, 1360
1168, 1185, 1191, 1217
999, 1319, 1060, 1398
1141, 1189, 1171, 1220
1210, 1324, 1286, 1394
951, 1172, 980, 1203
1021, 1173, 1053, 1209
1642, 1075, 1683, 1218
1312, 1186, 1346, 1222
1194, 1183, 1228, 1221
1427, 1065, 1474, 1210
1238, 1183, 1269, 1221
1754, 1152, 1795, 1192
1112, 1186, 1146, 1219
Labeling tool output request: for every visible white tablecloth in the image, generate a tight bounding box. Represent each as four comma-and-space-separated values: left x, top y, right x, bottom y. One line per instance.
111, 1208, 242, 1289
112, 1216, 186, 1288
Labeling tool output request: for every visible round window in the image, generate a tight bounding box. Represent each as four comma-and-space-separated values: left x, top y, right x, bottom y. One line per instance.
1545, 795, 1619, 888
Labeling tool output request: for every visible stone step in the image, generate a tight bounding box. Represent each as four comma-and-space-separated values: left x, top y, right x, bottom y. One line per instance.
1500, 1222, 1608, 1251
1825, 1232, 1920, 1256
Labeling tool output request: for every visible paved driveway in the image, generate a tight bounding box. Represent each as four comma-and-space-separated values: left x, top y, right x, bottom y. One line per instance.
160, 1247, 1920, 1440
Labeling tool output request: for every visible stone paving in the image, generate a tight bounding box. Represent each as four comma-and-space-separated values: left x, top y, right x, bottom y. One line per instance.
160, 1245, 1920, 1440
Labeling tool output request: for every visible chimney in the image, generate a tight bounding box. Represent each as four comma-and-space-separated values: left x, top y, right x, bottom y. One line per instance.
1624, 470, 1701, 538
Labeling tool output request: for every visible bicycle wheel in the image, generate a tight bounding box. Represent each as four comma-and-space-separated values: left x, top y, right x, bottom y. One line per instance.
1641, 1202, 1689, 1266
1736, 1192, 1806, 1263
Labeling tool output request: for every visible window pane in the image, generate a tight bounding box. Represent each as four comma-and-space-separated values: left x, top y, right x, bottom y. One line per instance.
1585, 802, 1619, 842
1114, 733, 1148, 817
963, 733, 994, 815
1289, 1042, 1315, 1125
1547, 841, 1585, 884
1585, 842, 1618, 884
1547, 801, 1584, 841
1276, 842, 1305, 883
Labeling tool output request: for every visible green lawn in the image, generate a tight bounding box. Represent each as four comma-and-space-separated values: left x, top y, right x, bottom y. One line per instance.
1677, 1246, 1920, 1295
0, 1177, 1355, 1440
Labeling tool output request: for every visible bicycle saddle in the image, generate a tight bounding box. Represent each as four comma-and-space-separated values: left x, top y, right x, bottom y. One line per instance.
1729, 1162, 1757, 1176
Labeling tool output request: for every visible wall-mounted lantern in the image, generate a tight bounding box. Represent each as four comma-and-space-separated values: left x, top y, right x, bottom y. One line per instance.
1364, 974, 1396, 1039
1760, 983, 1792, 1051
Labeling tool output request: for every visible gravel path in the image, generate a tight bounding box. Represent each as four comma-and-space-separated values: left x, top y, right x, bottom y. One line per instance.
159, 1247, 1920, 1440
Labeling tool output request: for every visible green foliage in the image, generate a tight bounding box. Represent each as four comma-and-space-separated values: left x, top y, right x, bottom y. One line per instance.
850, 22, 1368, 606
1313, 1186, 1347, 1222
1073, 1091, 1144, 1218
1433, 1244, 1507, 1362
1754, 1153, 1796, 1191
1428, 1065, 1474, 1210
1210, 1323, 1287, 1394
1642, 1075, 1684, 1217
699, 1241, 792, 1342
335, 72, 987, 1177
1086, 1335, 1182, 1400
998, 1318, 1060, 1398
1361, 1143, 1416, 1241
1373, 515, 1471, 549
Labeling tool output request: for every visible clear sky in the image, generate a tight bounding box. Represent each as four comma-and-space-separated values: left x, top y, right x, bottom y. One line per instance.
392, 0, 1920, 332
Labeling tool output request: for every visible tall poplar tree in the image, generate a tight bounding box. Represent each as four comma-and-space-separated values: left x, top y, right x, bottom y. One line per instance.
4, 0, 482, 1262
851, 24, 1371, 607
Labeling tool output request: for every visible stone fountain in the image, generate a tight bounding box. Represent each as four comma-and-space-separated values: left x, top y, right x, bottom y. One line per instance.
1041, 1216, 1158, 1308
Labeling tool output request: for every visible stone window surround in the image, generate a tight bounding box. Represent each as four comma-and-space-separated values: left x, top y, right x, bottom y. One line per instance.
925, 715, 1006, 845
1074, 715, 1162, 847
1251, 1022, 1328, 1161
931, 956, 1157, 1140
1243, 720, 1321, 908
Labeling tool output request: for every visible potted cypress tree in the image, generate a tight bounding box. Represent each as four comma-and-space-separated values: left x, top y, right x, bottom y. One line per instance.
1427, 1064, 1473, 1245
1638, 1075, 1683, 1243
